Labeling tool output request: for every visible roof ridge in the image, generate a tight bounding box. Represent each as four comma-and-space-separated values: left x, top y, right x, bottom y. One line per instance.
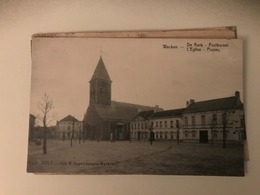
60, 115, 79, 122
112, 100, 154, 108
192, 95, 236, 104
156, 108, 185, 112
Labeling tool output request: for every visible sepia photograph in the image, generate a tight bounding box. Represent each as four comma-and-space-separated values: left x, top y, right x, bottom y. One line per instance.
27, 37, 245, 176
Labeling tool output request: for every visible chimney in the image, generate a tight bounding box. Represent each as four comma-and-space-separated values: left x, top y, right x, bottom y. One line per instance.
154, 105, 159, 112
235, 91, 240, 98
190, 99, 195, 104
186, 101, 190, 107
235, 91, 241, 105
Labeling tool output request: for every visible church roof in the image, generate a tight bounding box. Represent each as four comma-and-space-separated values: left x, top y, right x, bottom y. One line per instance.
60, 115, 79, 122
91, 57, 111, 82
152, 108, 184, 118
135, 110, 155, 120
183, 96, 242, 114
94, 101, 158, 121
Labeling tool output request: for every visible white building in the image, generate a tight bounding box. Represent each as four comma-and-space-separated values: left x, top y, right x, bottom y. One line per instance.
182, 91, 245, 143
131, 110, 154, 141
56, 115, 83, 140
151, 109, 184, 141
130, 91, 245, 143
131, 109, 184, 141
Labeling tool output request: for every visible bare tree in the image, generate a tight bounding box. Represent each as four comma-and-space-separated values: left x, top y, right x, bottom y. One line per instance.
222, 112, 228, 148
36, 93, 54, 154
208, 114, 217, 146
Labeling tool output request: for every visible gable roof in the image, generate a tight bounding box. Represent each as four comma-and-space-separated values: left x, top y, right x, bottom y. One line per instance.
183, 96, 242, 114
60, 115, 79, 122
94, 101, 159, 121
30, 114, 36, 119
134, 110, 155, 120
91, 56, 111, 82
152, 108, 184, 118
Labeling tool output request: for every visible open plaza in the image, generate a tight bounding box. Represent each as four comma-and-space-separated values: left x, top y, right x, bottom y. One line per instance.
27, 140, 244, 176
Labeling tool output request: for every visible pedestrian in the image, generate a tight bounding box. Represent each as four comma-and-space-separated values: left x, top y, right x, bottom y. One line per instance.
110, 132, 113, 143
150, 130, 154, 145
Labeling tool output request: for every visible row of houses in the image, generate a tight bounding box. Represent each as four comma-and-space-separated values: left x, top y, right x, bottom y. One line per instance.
28, 114, 58, 143
53, 90, 245, 143
28, 114, 83, 142
131, 91, 245, 143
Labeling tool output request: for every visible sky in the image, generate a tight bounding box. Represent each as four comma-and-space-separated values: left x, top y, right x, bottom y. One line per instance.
30, 38, 243, 125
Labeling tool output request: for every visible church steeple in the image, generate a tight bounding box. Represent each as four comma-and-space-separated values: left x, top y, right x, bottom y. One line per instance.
89, 56, 112, 105
90, 56, 111, 82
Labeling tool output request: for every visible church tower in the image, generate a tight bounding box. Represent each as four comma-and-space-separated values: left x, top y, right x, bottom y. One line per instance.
89, 56, 112, 105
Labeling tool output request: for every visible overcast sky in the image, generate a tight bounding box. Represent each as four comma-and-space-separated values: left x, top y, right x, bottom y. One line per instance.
30, 38, 243, 125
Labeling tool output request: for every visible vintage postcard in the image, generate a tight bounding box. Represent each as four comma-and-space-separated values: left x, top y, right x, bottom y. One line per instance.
27, 37, 245, 176
33, 26, 237, 39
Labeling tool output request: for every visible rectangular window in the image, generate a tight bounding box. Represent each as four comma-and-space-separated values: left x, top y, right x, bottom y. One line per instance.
201, 115, 205, 126
192, 132, 195, 138
212, 114, 217, 124
170, 121, 173, 128
156, 121, 158, 127
164, 121, 168, 128
192, 116, 195, 126
159, 121, 162, 128
185, 117, 188, 126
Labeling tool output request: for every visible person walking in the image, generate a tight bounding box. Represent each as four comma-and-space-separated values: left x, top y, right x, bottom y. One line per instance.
110, 132, 113, 143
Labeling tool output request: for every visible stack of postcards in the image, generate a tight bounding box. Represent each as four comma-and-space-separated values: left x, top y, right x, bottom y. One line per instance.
27, 27, 247, 176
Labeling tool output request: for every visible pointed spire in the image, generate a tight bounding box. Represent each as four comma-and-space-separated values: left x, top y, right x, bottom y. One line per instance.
90, 56, 111, 82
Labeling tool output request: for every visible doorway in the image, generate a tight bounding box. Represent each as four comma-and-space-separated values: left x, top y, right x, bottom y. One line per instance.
199, 130, 208, 143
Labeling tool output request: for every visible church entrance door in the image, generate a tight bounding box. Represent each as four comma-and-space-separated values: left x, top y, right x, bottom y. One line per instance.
116, 123, 125, 141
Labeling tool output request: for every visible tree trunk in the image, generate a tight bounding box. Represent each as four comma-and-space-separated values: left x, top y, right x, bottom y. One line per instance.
43, 126, 47, 154
223, 124, 226, 148
177, 128, 179, 145
211, 127, 213, 146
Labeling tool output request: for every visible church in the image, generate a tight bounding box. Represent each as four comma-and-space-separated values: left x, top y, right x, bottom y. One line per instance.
83, 56, 161, 141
